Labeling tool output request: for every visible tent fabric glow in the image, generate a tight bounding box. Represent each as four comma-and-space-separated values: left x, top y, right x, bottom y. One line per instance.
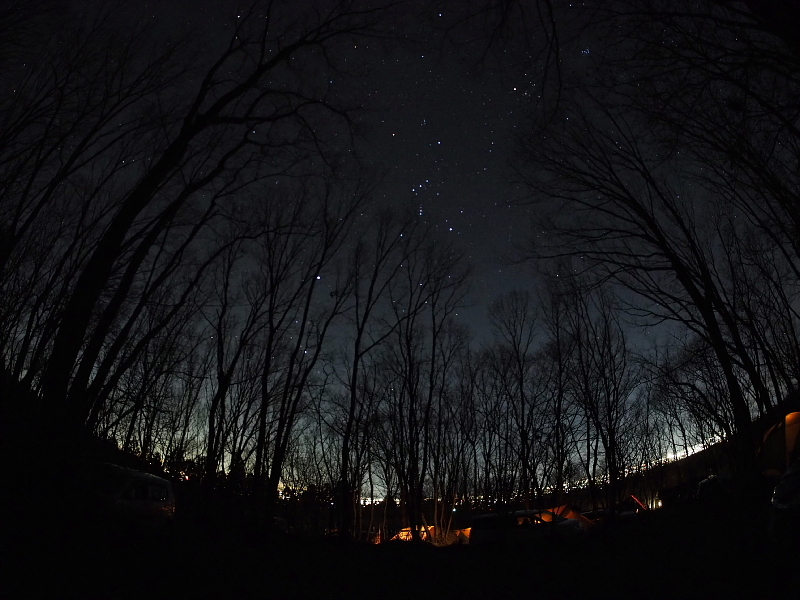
390, 526, 435, 541
546, 504, 595, 531
759, 412, 800, 477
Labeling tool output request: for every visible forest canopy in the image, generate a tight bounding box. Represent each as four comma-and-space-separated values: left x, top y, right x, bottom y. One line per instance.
2, 0, 800, 539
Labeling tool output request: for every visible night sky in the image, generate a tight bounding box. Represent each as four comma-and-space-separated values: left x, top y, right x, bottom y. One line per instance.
113, 0, 543, 337
359, 45, 535, 327
338, 3, 547, 332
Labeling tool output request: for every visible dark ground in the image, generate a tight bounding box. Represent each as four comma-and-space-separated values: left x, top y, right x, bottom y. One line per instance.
5, 503, 799, 600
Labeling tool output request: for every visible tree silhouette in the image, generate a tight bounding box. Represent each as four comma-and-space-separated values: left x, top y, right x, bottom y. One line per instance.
0, 1, 400, 456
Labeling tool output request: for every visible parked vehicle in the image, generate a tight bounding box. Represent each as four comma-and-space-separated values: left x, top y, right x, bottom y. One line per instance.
758, 411, 800, 541
80, 462, 176, 536
770, 459, 800, 541
470, 509, 585, 546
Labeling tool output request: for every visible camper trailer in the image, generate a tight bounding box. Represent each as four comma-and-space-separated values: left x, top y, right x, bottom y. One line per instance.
470, 509, 585, 546
81, 462, 175, 536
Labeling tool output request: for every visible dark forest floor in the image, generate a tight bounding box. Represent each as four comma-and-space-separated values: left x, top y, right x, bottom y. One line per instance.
5, 503, 800, 600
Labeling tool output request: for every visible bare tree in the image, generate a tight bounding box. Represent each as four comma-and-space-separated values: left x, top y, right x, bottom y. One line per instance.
375, 232, 469, 538
252, 172, 366, 521
518, 96, 777, 478
562, 283, 641, 510
0, 2, 403, 459
334, 207, 427, 535
514, 1, 800, 490
535, 281, 582, 504
486, 290, 545, 507
201, 236, 268, 485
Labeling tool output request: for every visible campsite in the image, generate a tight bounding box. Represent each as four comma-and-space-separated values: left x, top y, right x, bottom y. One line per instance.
5, 2, 800, 597
8, 487, 799, 600
6, 409, 800, 598
8, 416, 800, 599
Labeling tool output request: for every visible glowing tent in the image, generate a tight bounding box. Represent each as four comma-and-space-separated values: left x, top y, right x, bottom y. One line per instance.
759, 412, 800, 478
546, 504, 595, 531
390, 526, 435, 541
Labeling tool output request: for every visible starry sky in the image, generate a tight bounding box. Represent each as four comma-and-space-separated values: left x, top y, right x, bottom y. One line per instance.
77, 0, 551, 337
358, 47, 535, 327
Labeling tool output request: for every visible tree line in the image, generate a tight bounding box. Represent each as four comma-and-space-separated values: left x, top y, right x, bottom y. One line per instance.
2, 0, 800, 540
